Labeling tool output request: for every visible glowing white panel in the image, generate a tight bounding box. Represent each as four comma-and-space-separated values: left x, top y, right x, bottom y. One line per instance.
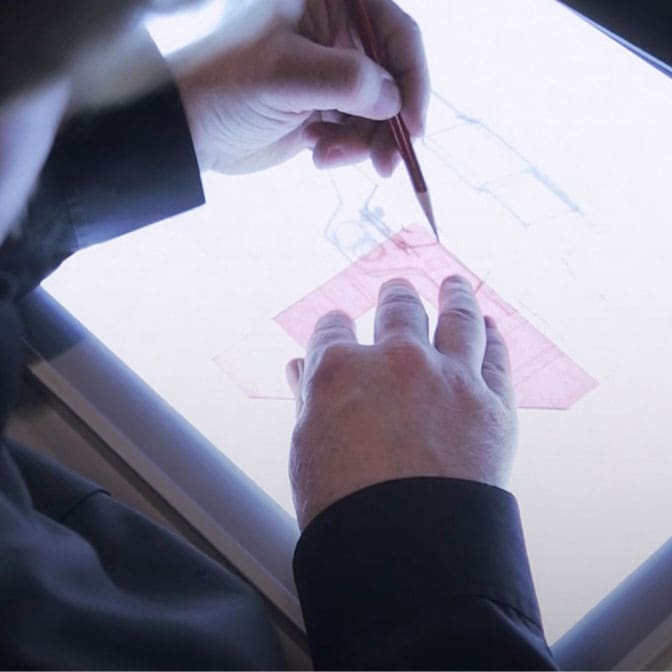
43, 0, 672, 642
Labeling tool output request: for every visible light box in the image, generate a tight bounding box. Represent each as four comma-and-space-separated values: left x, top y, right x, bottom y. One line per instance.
42, 0, 672, 643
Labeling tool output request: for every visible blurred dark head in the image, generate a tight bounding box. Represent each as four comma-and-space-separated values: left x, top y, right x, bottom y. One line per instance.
0, 0, 202, 243
0, 0, 200, 101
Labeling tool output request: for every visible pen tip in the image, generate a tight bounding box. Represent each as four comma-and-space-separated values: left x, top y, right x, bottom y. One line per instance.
417, 190, 439, 242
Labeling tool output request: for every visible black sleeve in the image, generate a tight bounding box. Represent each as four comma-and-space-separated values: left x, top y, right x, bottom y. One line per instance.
0, 438, 286, 670
0, 56, 204, 297
293, 477, 557, 670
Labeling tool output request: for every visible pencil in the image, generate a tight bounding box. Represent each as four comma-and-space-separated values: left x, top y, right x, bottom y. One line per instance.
346, 0, 439, 241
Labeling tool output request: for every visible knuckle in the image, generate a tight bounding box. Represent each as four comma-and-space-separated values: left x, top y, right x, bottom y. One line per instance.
391, 10, 422, 43
378, 284, 423, 318
340, 55, 372, 103
444, 363, 480, 398
472, 376, 517, 424
482, 359, 509, 379
308, 342, 354, 391
332, 51, 388, 110
404, 16, 422, 39
380, 338, 431, 375
316, 341, 350, 368
379, 289, 420, 309
442, 364, 509, 419
442, 305, 480, 323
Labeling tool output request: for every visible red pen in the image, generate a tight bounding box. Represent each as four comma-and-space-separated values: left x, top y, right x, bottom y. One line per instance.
346, 0, 438, 241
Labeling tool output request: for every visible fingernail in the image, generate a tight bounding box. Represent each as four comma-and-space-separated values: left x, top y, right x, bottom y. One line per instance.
315, 144, 345, 169
380, 278, 416, 296
445, 274, 467, 285
374, 78, 401, 118
285, 358, 303, 392
389, 152, 402, 173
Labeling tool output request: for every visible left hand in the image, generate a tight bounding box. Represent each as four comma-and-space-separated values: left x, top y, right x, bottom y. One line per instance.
286, 276, 518, 530
175, 0, 430, 175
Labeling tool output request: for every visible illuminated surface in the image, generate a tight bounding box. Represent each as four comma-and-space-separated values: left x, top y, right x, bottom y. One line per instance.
222, 224, 597, 407
43, 0, 672, 642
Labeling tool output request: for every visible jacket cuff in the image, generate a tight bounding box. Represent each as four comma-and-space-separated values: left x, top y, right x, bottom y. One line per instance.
293, 477, 547, 669
0, 54, 203, 296
56, 80, 204, 250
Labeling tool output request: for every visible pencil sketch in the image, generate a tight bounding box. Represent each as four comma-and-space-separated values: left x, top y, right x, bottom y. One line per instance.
424, 92, 581, 227
215, 92, 596, 409
323, 92, 581, 269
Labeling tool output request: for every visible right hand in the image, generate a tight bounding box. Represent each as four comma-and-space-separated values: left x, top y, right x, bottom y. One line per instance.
175, 0, 429, 175
286, 275, 518, 530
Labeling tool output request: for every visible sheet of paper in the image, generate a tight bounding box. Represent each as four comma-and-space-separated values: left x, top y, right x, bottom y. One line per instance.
43, 0, 672, 642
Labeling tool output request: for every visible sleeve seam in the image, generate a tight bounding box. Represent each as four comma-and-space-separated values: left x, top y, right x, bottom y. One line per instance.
468, 593, 545, 636
59, 488, 109, 524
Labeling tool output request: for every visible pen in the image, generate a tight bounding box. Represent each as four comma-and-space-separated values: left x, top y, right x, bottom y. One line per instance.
346, 0, 439, 241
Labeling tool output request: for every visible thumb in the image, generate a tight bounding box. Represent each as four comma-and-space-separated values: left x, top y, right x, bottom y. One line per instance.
285, 357, 305, 415
264, 34, 401, 120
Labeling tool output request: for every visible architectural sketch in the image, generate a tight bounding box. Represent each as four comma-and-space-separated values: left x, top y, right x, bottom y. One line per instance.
322, 92, 582, 271
424, 92, 581, 227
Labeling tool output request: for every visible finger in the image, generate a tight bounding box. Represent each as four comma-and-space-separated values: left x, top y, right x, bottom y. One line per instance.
265, 34, 401, 121
285, 357, 305, 415
482, 317, 515, 404
307, 119, 376, 169
370, 122, 401, 177
307, 119, 401, 176
366, 0, 430, 136
304, 310, 358, 377
434, 275, 486, 372
374, 278, 428, 343
308, 310, 358, 350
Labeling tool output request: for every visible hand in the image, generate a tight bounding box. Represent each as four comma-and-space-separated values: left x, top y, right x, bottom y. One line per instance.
286, 275, 518, 530
174, 0, 429, 175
